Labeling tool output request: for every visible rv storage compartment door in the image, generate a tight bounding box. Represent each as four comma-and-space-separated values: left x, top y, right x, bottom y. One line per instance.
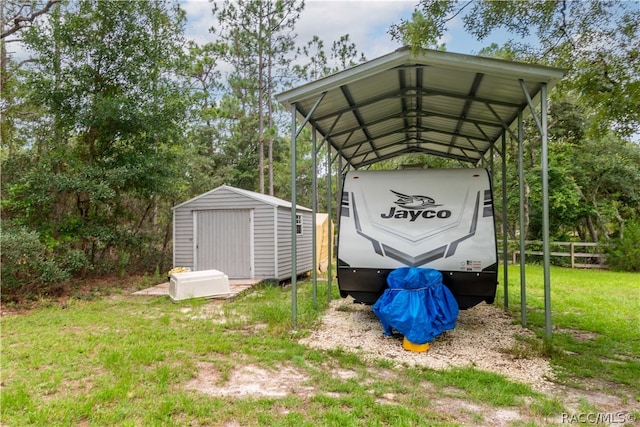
169, 269, 230, 301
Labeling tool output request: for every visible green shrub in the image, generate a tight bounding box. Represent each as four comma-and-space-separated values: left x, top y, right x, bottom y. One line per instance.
1, 222, 66, 298
0, 221, 89, 301
606, 220, 640, 272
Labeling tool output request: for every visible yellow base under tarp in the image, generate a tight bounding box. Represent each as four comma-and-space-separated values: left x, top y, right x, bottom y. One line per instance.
402, 337, 430, 352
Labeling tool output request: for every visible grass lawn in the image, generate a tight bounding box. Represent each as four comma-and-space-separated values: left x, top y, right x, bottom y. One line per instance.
1, 266, 639, 426
497, 265, 640, 397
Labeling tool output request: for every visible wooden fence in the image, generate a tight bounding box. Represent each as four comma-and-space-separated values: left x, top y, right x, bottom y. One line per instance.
500, 241, 610, 269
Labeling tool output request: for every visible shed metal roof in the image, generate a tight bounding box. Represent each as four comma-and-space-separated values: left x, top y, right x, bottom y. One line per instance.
276, 47, 566, 169
173, 184, 312, 212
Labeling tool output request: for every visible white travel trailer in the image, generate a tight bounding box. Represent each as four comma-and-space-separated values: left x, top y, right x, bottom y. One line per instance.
337, 168, 498, 309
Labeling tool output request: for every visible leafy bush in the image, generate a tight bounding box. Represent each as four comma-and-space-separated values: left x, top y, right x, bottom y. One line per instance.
1, 222, 66, 298
0, 221, 88, 301
605, 220, 640, 272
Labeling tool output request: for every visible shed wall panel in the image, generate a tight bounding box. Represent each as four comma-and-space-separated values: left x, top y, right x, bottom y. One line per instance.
276, 208, 313, 280
298, 211, 314, 273
173, 209, 194, 268
252, 205, 277, 279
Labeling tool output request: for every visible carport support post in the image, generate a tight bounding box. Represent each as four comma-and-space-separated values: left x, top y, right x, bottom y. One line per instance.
518, 112, 527, 327
490, 143, 495, 177
540, 83, 552, 340
290, 103, 298, 327
326, 141, 332, 302
311, 128, 318, 308
287, 92, 326, 327
336, 155, 343, 268
501, 132, 508, 309
520, 80, 552, 339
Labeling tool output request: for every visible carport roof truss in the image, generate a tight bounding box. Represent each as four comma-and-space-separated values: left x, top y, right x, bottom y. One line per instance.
276, 46, 566, 169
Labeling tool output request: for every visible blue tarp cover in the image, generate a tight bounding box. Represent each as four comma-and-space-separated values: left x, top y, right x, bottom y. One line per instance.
373, 267, 459, 344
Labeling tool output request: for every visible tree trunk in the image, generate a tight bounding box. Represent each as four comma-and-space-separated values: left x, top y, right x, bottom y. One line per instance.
267, 34, 274, 196
257, 2, 265, 193
586, 215, 599, 242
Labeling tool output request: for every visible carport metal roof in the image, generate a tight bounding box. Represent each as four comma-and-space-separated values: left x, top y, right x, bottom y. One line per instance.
276, 47, 566, 339
276, 46, 565, 168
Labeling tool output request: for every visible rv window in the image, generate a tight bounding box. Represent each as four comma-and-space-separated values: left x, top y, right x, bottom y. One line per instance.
296, 214, 303, 235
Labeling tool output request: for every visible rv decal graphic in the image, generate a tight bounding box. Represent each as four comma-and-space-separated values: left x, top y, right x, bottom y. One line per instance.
383, 243, 448, 267
381, 190, 451, 221
352, 193, 384, 256
483, 189, 493, 217
341, 192, 350, 218
353, 190, 483, 266
445, 191, 481, 257
390, 190, 440, 209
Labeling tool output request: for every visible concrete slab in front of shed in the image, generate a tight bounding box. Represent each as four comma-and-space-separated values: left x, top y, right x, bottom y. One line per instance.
133, 279, 261, 299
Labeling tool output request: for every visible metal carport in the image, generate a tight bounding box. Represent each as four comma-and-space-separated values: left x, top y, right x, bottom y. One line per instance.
275, 46, 565, 339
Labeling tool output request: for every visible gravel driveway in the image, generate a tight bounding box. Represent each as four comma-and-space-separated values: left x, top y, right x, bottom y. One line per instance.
300, 296, 555, 391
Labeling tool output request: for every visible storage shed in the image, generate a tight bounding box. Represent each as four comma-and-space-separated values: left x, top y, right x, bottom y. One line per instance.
172, 185, 313, 281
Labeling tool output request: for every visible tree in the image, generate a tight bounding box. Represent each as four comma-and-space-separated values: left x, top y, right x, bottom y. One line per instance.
2, 0, 190, 283
212, 0, 303, 195
1, 1, 63, 157
177, 40, 230, 196
295, 33, 367, 81
1, 0, 61, 39
294, 35, 331, 81
565, 135, 640, 241
330, 34, 367, 71
391, 0, 640, 139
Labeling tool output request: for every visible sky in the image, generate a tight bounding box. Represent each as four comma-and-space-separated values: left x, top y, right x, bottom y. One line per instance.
179, 0, 502, 62
5, 0, 512, 67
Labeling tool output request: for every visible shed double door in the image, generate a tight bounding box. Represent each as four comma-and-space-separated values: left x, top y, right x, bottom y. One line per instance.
195, 209, 253, 278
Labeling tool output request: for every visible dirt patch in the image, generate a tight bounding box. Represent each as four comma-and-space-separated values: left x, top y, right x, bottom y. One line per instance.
185, 362, 315, 398
556, 327, 600, 341
433, 397, 526, 426
560, 385, 640, 412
